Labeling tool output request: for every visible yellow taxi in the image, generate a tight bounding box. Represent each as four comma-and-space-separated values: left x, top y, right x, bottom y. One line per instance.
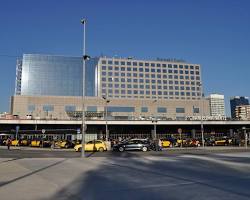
11, 139, 19, 146
214, 138, 232, 146
161, 140, 173, 148
74, 140, 107, 152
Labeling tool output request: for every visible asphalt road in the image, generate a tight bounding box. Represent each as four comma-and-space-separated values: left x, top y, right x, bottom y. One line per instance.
1, 146, 250, 158
1, 150, 250, 200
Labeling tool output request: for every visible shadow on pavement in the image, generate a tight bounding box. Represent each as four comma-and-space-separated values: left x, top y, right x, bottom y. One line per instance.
43, 152, 250, 200
0, 159, 67, 188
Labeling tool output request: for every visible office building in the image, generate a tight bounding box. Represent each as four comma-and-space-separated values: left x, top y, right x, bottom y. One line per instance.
207, 94, 225, 117
235, 105, 250, 120
11, 54, 210, 120
230, 96, 249, 119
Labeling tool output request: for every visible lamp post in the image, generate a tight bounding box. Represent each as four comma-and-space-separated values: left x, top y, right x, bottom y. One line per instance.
81, 18, 87, 158
102, 96, 110, 141
152, 99, 157, 140
242, 127, 248, 149
199, 83, 205, 148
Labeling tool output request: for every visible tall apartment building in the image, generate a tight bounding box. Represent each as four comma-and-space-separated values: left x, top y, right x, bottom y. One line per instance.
207, 94, 225, 117
235, 105, 250, 120
230, 96, 249, 119
11, 54, 210, 120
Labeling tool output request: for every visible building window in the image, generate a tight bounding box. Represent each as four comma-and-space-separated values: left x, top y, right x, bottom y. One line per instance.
193, 107, 199, 113
141, 107, 148, 112
107, 106, 135, 112
102, 66, 106, 70
28, 104, 35, 112
157, 107, 167, 113
176, 108, 185, 113
87, 106, 97, 112
43, 105, 54, 112
102, 60, 106, 64
127, 62, 131, 66
65, 105, 76, 112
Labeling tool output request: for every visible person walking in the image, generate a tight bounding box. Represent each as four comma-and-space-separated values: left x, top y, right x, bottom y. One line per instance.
158, 138, 162, 151
6, 137, 11, 150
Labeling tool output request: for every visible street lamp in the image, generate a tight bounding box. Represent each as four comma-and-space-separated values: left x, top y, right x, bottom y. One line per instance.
242, 127, 248, 149
199, 82, 205, 148
152, 99, 157, 140
102, 96, 110, 141
80, 18, 91, 158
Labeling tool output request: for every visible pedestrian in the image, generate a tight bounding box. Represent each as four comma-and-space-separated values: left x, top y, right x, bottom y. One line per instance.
51, 141, 55, 150
6, 137, 11, 150
158, 138, 162, 151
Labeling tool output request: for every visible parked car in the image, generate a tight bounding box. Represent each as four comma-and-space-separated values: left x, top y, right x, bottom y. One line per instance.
161, 139, 173, 148
74, 140, 107, 152
113, 139, 150, 152
214, 137, 232, 146
183, 139, 200, 147
30, 139, 51, 147
59, 140, 75, 148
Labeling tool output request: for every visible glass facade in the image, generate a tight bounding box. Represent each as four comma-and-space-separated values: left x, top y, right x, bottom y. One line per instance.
19, 54, 98, 96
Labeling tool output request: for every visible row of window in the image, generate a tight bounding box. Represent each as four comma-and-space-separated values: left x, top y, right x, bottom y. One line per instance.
101, 77, 201, 83
103, 95, 200, 100
102, 72, 200, 80
28, 104, 199, 113
102, 78, 201, 86
101, 89, 199, 96
101, 60, 199, 70
101, 66, 199, 74
102, 84, 200, 90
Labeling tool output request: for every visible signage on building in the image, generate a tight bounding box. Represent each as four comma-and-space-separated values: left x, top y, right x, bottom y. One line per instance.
185, 116, 227, 121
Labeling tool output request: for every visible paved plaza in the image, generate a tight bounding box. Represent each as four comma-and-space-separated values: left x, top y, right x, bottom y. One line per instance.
0, 150, 250, 200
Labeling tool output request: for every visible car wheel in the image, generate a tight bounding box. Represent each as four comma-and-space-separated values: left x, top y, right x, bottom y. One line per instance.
119, 147, 124, 152
79, 147, 82, 152
65, 144, 69, 148
99, 147, 104, 152
142, 146, 148, 152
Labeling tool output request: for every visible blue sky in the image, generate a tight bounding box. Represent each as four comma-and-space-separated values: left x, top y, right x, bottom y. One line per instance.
0, 0, 250, 116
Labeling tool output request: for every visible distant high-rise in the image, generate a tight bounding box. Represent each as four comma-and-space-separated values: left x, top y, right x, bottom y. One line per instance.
235, 105, 250, 120
207, 94, 225, 117
230, 96, 249, 118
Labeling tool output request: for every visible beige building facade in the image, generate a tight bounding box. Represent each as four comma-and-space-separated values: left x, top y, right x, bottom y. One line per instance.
11, 95, 210, 120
